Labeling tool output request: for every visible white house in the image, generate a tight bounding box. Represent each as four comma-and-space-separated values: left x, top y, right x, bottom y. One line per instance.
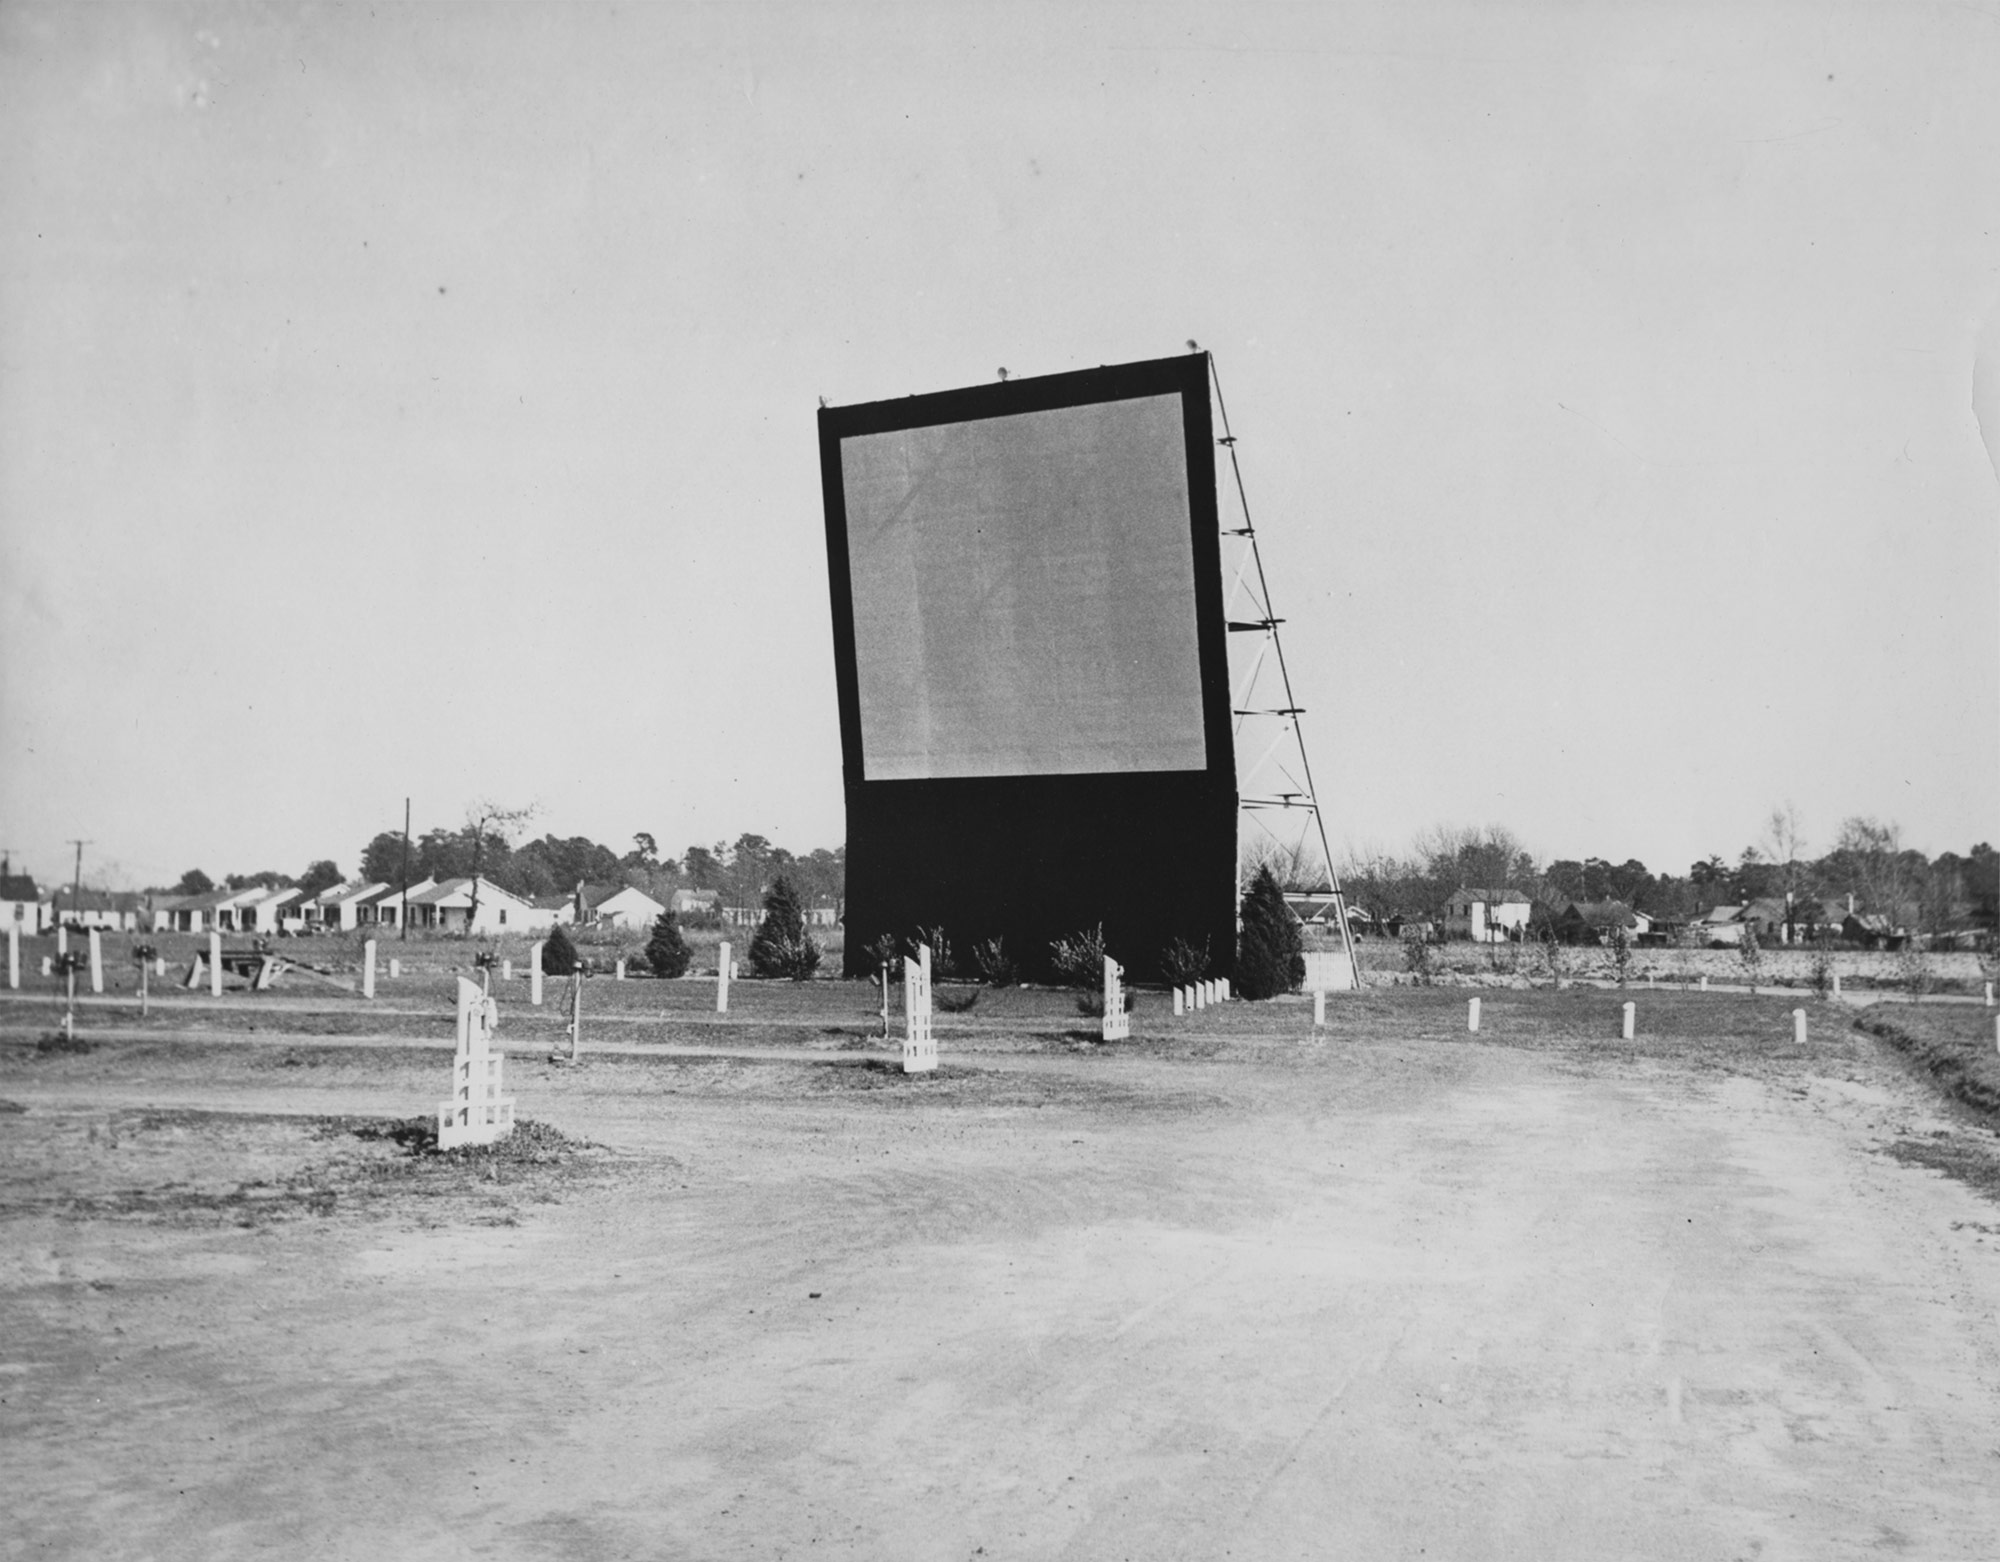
403, 877, 535, 934
587, 885, 668, 931
47, 889, 144, 932
1698, 904, 1747, 946
669, 888, 721, 919
239, 886, 302, 935
1283, 890, 1349, 928
324, 876, 390, 928
370, 878, 436, 931
1, 866, 43, 932
523, 894, 572, 930
149, 894, 194, 933
1, 891, 42, 932
155, 885, 263, 933
211, 887, 273, 933
305, 882, 390, 931
1443, 888, 1534, 943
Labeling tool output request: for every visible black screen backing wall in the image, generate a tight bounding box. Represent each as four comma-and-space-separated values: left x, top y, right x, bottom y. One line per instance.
819, 353, 1237, 981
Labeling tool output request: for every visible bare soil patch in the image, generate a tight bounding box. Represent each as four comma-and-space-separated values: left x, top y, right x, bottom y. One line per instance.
7, 985, 2000, 1560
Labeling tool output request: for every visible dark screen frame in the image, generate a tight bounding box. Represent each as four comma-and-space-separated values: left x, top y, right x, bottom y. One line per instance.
818, 352, 1238, 982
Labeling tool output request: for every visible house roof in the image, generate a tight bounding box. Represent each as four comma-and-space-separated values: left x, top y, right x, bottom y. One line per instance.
1699, 904, 1746, 924
1, 874, 42, 901
1448, 887, 1532, 906
317, 882, 389, 907
592, 885, 665, 911
49, 888, 128, 914
373, 878, 436, 907
1563, 900, 1641, 928
184, 886, 260, 912
408, 877, 532, 909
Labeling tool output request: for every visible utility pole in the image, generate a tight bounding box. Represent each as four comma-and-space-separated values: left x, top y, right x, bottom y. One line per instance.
399, 797, 412, 943
65, 839, 92, 925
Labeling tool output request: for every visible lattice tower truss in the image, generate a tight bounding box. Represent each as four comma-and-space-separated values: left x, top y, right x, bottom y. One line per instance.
1208, 354, 1362, 989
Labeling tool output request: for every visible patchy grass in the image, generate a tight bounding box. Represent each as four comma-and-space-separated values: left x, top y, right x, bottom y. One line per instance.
1880, 1133, 2000, 1203
1306, 987, 1874, 1076
0, 1107, 611, 1228
1850, 1008, 2000, 1128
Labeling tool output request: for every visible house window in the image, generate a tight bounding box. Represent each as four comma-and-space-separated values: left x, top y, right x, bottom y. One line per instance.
498, 910, 507, 926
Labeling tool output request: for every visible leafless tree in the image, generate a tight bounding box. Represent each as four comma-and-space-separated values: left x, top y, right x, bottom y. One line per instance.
1240, 832, 1324, 893
463, 799, 539, 932
1763, 800, 1808, 939
1834, 816, 1916, 923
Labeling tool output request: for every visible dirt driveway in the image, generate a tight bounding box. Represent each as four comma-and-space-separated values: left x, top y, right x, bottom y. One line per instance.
4, 987, 1999, 1560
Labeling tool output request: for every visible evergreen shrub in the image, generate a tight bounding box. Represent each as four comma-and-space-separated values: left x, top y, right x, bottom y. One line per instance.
749, 875, 821, 979
542, 923, 579, 977
644, 912, 691, 979
1234, 867, 1304, 999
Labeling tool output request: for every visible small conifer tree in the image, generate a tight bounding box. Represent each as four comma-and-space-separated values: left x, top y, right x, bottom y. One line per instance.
644, 911, 691, 979
542, 922, 579, 977
1234, 866, 1305, 999
1738, 926, 1762, 993
749, 874, 820, 979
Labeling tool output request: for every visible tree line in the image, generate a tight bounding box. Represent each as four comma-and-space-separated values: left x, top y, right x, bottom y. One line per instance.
1322, 812, 1997, 937
162, 826, 845, 919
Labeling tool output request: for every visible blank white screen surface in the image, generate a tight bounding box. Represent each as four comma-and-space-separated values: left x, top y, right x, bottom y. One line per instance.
842, 392, 1208, 781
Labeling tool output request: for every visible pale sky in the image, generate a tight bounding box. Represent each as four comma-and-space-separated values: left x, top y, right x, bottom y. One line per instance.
2, 2, 1995, 892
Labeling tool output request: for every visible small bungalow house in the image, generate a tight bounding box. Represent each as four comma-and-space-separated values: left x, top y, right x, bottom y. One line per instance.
402, 877, 535, 935
1739, 899, 1797, 943
211, 887, 274, 933
669, 888, 721, 921
304, 882, 390, 931
1697, 904, 1747, 947
1283, 891, 1360, 936
155, 885, 262, 934
1553, 900, 1646, 946
148, 894, 193, 933
526, 894, 573, 930
585, 885, 668, 931
1, 870, 42, 932
1841, 911, 1899, 950
370, 878, 436, 932
237, 886, 302, 935
1283, 890, 1342, 925
47, 888, 142, 931
1443, 888, 1534, 943
298, 885, 340, 927
1638, 916, 1690, 947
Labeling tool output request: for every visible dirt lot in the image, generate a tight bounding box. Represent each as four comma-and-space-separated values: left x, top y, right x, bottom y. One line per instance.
4, 978, 2000, 1560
